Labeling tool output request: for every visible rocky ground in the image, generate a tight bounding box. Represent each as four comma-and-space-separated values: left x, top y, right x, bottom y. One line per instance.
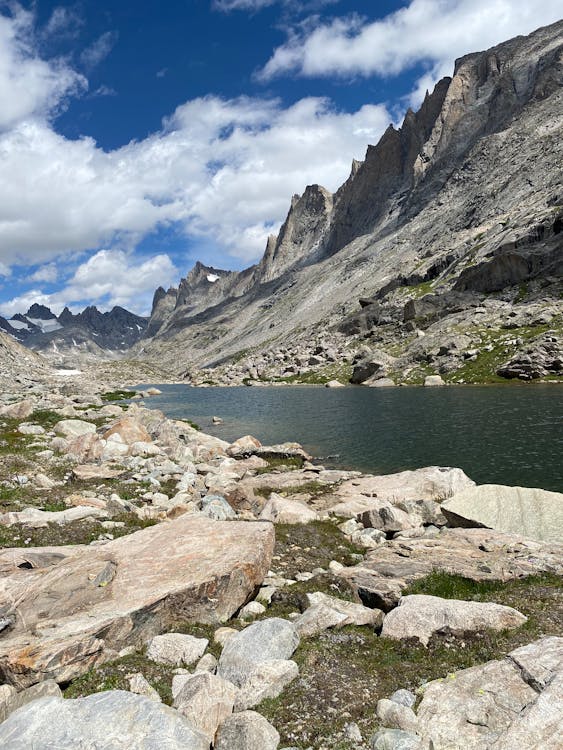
0, 361, 561, 749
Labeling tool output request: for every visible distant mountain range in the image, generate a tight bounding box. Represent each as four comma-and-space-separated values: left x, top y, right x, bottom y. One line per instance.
0, 303, 147, 362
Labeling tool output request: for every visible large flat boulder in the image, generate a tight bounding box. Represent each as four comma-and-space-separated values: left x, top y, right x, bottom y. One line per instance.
337, 527, 563, 611
381, 594, 527, 646
0, 690, 209, 749
414, 637, 563, 749
324, 466, 474, 517
0, 516, 274, 689
441, 484, 563, 543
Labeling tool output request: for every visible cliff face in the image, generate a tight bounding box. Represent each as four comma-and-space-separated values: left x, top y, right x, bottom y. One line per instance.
141, 21, 563, 378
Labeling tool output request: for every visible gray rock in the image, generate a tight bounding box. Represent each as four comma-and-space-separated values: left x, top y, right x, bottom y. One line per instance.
200, 494, 236, 521
128, 672, 161, 702
235, 659, 299, 710
0, 680, 62, 724
441, 484, 563, 543
0, 690, 209, 749
218, 618, 299, 687
389, 689, 416, 708
173, 672, 238, 742
146, 633, 208, 666
381, 594, 527, 646
423, 375, 445, 386
376, 698, 419, 733
370, 728, 422, 749
54, 419, 96, 438
214, 710, 280, 750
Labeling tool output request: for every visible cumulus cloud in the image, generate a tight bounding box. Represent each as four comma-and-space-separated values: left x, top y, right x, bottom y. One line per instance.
258, 0, 563, 87
0, 250, 178, 316
0, 95, 390, 270
29, 263, 59, 283
0, 5, 86, 130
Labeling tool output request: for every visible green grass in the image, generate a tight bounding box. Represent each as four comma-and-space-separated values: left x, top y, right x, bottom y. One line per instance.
101, 390, 137, 402
254, 480, 329, 499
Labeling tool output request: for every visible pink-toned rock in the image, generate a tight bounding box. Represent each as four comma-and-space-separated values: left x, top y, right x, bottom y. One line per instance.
0, 400, 34, 420
65, 433, 105, 462
103, 417, 151, 446
227, 435, 262, 458
0, 516, 274, 689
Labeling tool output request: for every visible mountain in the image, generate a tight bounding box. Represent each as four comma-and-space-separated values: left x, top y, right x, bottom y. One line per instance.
2, 304, 148, 365
138, 21, 563, 385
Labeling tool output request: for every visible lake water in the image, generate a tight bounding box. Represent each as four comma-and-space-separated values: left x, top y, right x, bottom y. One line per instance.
133, 384, 563, 492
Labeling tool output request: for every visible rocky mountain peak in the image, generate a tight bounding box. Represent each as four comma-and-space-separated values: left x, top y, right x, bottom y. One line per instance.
258, 183, 334, 283
26, 303, 56, 320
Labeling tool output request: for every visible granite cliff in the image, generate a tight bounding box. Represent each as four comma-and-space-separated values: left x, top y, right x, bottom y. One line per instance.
137, 21, 562, 385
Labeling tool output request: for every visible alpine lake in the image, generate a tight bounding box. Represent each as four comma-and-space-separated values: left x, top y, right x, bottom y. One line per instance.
133, 383, 563, 492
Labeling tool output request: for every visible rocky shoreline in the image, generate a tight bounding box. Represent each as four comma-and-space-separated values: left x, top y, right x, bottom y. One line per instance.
0, 366, 561, 749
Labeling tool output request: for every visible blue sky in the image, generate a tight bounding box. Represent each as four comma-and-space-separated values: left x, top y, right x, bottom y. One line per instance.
0, 0, 561, 316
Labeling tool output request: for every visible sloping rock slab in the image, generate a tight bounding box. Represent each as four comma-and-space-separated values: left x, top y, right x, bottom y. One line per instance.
415, 637, 563, 749
324, 466, 474, 516
0, 690, 209, 749
442, 484, 563, 543
0, 516, 274, 689
337, 527, 563, 611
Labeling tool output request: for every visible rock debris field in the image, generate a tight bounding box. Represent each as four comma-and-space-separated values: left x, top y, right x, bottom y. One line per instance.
0, 368, 561, 749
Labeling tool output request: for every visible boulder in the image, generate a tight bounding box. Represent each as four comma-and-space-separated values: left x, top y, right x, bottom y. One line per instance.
0, 516, 274, 689
173, 672, 238, 742
227, 435, 262, 458
375, 698, 419, 733
0, 400, 34, 420
423, 375, 445, 386
415, 637, 563, 749
128, 673, 161, 702
293, 592, 383, 637
218, 618, 299, 687
381, 594, 527, 646
442, 484, 563, 543
65, 432, 105, 462
325, 380, 345, 388
214, 710, 280, 750
370, 729, 422, 749
325, 466, 475, 517
0, 679, 61, 723
0, 505, 107, 528
235, 659, 299, 710
72, 464, 126, 481
337, 527, 563, 612
103, 416, 152, 445
259, 494, 318, 524
54, 419, 96, 439
146, 633, 208, 666
0, 691, 209, 749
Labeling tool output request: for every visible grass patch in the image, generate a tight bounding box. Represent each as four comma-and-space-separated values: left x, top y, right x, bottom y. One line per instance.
29, 409, 63, 430
254, 480, 330, 499
272, 520, 364, 578
101, 390, 137, 402
64, 651, 174, 705
0, 512, 157, 548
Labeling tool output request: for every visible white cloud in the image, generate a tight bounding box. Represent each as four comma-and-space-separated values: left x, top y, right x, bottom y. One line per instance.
43, 6, 83, 39
0, 95, 390, 269
0, 250, 178, 316
80, 30, 118, 70
29, 263, 59, 283
214, 0, 339, 13
0, 6, 86, 130
258, 0, 563, 83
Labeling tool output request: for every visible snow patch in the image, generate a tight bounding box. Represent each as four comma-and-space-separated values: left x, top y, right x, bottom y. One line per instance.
207, 274, 219, 283
56, 369, 82, 376
27, 318, 62, 333
8, 320, 29, 330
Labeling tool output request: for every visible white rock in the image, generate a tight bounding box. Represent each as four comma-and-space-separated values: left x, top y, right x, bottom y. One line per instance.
147, 633, 209, 666
381, 595, 527, 646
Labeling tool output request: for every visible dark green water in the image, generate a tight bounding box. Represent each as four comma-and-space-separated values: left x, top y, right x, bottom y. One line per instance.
134, 384, 563, 492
